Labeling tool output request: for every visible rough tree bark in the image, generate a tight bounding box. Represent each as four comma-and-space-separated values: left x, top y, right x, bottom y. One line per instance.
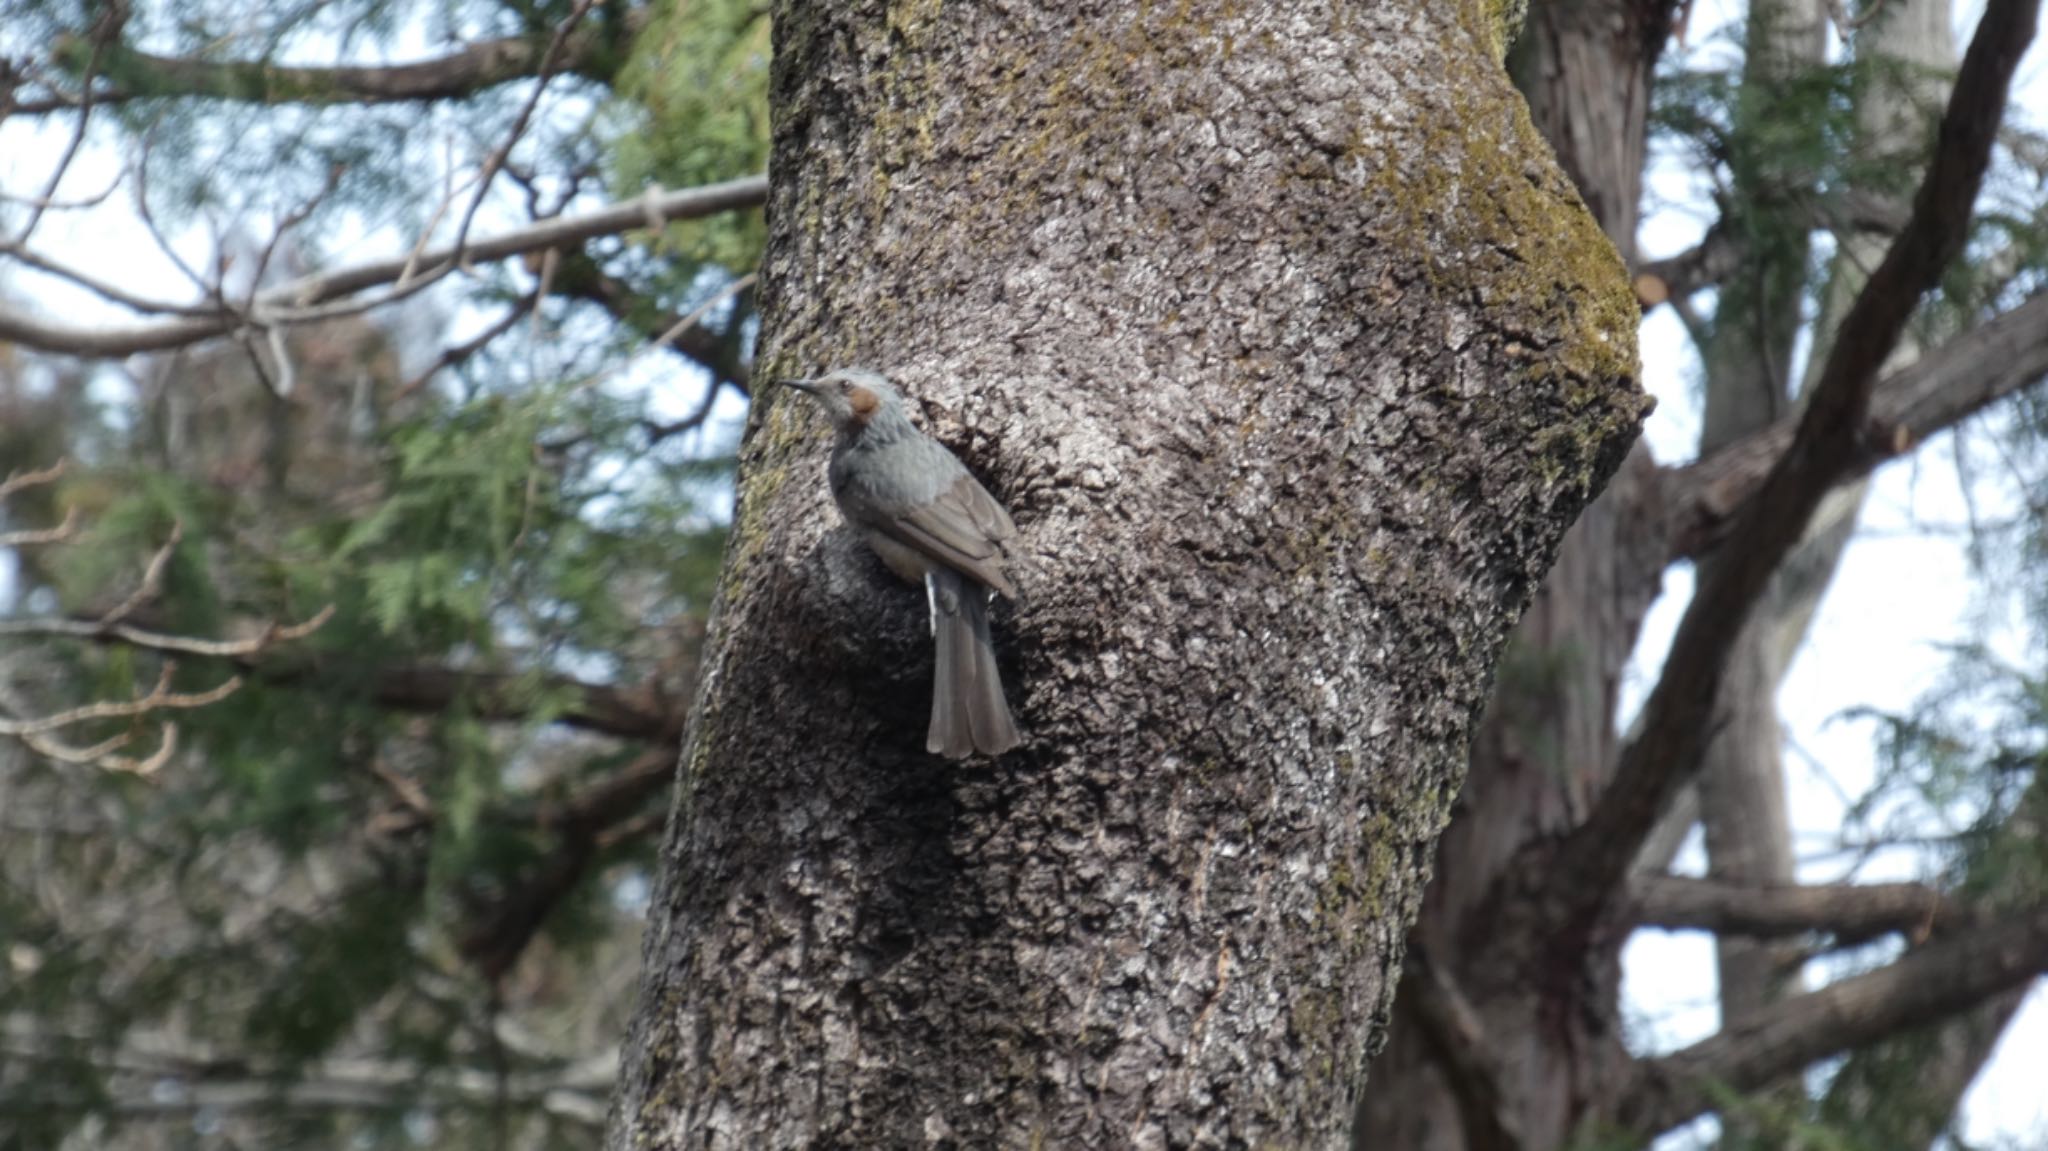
605, 1, 1644, 1146
1359, 3, 1679, 1147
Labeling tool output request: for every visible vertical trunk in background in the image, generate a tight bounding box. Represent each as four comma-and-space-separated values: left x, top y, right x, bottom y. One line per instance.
606, 1, 1644, 1146
1689, 1, 1829, 1074
1359, 2, 1676, 1147
1513, 0, 1661, 255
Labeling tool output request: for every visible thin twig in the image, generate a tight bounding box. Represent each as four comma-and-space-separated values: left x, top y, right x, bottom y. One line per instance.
246, 163, 348, 302
0, 663, 241, 736
18, 727, 139, 767
0, 604, 337, 657
641, 383, 729, 446
100, 521, 183, 626
581, 272, 757, 396
0, 243, 222, 317
445, 0, 598, 269
393, 162, 476, 289
0, 170, 120, 212
133, 131, 233, 306
0, 175, 769, 358
10, 14, 113, 247
396, 294, 539, 399
0, 507, 80, 549
0, 459, 68, 502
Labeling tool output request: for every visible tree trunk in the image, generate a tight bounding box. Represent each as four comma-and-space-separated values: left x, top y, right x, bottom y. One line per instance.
1689, 11, 1829, 1104
606, 1, 1644, 1146
1358, 2, 1677, 1147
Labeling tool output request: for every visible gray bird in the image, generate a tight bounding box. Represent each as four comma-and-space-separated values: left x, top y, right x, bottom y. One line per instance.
777, 367, 1022, 759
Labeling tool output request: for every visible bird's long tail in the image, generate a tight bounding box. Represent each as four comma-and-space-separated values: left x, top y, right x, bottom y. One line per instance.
927, 568, 1020, 759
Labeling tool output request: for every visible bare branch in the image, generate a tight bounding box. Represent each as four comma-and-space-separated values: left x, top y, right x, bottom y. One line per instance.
0, 602, 678, 741
1, 1027, 616, 1127
0, 169, 121, 212
0, 507, 79, 548
393, 163, 475, 289
96, 722, 181, 776
582, 272, 757, 399
643, 381, 731, 446
244, 162, 348, 305
100, 520, 182, 625
532, 748, 678, 836
395, 292, 540, 398
0, 176, 770, 360
13, 727, 137, 766
1537, 0, 2041, 945
1628, 876, 1971, 941
1633, 226, 1739, 310
1815, 777, 2048, 1145
0, 458, 68, 502
1614, 900, 2048, 1138
0, 527, 329, 773
544, 253, 755, 390
457, 746, 674, 980
0, 241, 221, 316
1668, 288, 2048, 559
10, 10, 116, 247
0, 663, 240, 736
131, 134, 227, 304
0, 661, 226, 777
641, 272, 757, 374
22, 21, 639, 111
446, 0, 598, 262
0, 604, 336, 658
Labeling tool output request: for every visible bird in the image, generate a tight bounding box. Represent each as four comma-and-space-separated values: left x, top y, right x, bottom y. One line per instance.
777, 367, 1022, 759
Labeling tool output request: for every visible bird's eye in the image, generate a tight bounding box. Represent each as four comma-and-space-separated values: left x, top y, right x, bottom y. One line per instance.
838, 380, 852, 394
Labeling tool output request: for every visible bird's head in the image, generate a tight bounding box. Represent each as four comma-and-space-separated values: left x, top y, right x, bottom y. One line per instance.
776, 367, 907, 435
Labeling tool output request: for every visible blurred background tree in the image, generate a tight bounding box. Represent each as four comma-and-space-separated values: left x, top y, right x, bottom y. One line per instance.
0, 2, 763, 1147
1, 0, 2045, 1148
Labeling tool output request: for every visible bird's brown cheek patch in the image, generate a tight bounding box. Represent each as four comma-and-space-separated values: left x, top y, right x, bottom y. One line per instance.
847, 386, 880, 425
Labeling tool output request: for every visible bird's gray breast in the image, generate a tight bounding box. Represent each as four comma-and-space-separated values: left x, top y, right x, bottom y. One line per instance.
829, 429, 963, 529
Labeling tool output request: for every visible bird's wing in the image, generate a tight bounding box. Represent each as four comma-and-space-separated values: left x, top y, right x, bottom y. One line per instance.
878, 474, 1018, 599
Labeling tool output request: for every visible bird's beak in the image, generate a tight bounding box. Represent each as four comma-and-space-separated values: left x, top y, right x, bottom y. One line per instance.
775, 378, 820, 395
